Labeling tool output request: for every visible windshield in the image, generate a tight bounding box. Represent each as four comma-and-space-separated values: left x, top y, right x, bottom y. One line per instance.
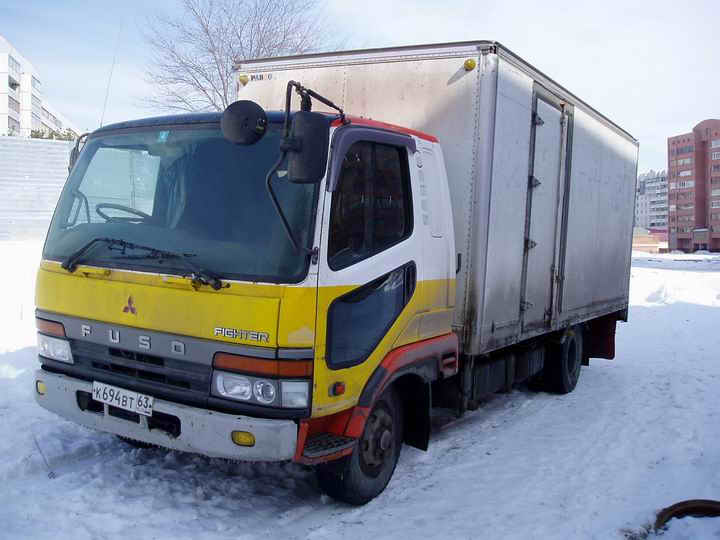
44, 123, 320, 283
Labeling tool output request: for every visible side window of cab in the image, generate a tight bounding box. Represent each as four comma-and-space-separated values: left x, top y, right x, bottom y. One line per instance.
328, 141, 413, 270
325, 140, 415, 369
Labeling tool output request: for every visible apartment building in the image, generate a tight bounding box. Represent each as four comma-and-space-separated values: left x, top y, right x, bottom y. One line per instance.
635, 170, 668, 230
667, 119, 720, 252
0, 34, 78, 138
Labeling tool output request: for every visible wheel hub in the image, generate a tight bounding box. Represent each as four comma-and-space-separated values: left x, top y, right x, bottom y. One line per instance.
361, 408, 394, 468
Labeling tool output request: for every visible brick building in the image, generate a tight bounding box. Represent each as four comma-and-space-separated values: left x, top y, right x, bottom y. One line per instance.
667, 119, 720, 252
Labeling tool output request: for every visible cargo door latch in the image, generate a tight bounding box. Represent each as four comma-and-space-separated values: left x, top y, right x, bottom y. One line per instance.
533, 113, 544, 126
528, 176, 541, 188
524, 237, 537, 251
520, 300, 534, 312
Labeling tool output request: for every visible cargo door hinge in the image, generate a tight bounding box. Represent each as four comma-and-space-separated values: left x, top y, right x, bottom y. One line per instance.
524, 237, 537, 251
533, 113, 544, 126
528, 176, 541, 188
520, 300, 534, 312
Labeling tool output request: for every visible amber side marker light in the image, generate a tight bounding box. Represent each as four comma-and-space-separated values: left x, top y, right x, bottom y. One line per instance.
36, 318, 66, 337
329, 381, 346, 396
36, 381, 47, 395
214, 352, 312, 378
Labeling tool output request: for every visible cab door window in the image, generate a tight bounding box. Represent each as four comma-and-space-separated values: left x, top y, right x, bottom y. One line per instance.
328, 141, 413, 270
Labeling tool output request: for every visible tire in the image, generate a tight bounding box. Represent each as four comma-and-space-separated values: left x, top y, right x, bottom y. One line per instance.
543, 326, 583, 394
316, 387, 403, 505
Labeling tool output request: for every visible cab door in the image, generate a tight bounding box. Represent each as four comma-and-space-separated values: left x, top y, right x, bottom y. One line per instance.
312, 129, 422, 417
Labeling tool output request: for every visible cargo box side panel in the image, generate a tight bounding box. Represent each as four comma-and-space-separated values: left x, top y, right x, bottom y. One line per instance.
468, 59, 533, 354
237, 66, 348, 114
238, 55, 482, 330
341, 59, 479, 332
559, 107, 637, 320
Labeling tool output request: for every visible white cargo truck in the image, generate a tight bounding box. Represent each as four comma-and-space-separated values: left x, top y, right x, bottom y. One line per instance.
35, 41, 637, 505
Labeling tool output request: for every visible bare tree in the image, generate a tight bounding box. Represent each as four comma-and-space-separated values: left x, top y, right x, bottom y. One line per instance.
144, 0, 326, 112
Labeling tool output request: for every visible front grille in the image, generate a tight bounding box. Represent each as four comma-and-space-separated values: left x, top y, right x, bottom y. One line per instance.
69, 340, 211, 403
91, 348, 192, 389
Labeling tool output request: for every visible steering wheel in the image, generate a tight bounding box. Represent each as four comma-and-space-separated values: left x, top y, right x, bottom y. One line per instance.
96, 203, 152, 223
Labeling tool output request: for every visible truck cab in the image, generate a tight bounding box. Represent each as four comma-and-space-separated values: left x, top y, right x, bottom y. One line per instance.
34, 104, 457, 502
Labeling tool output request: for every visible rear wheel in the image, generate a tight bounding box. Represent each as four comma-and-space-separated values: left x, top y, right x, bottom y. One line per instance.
543, 326, 583, 394
316, 387, 403, 505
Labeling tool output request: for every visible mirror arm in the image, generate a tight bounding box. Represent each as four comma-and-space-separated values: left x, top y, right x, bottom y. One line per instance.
285, 81, 349, 126
69, 133, 90, 172
304, 87, 349, 125
265, 152, 310, 256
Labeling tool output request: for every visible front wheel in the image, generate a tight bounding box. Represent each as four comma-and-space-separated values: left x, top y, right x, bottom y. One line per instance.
316, 387, 403, 505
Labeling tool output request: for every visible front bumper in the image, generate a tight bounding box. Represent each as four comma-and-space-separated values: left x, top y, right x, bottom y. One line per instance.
34, 369, 298, 461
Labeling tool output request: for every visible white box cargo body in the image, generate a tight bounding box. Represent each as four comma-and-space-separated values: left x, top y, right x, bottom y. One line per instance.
235, 41, 638, 356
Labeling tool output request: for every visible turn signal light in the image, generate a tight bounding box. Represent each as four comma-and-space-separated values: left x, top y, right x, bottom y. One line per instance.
231, 431, 256, 447
36, 318, 66, 337
36, 381, 47, 395
213, 352, 312, 377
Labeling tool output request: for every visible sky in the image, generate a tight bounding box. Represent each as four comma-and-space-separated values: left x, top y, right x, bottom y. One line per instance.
2, 0, 719, 172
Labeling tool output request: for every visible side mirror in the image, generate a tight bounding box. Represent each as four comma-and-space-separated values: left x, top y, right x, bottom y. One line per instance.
286, 112, 329, 183
221, 100, 268, 145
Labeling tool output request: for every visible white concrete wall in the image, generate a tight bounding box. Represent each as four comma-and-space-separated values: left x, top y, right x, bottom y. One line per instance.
0, 137, 72, 240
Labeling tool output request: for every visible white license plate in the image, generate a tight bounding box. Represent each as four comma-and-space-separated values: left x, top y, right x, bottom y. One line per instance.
92, 381, 154, 417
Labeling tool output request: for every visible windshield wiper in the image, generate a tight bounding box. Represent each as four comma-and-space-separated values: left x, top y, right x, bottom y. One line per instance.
61, 237, 226, 290
61, 237, 127, 272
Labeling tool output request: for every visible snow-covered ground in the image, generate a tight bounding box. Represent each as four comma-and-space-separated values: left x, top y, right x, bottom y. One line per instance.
1, 242, 719, 539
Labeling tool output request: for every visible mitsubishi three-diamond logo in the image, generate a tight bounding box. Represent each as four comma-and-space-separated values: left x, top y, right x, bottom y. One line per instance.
122, 296, 137, 315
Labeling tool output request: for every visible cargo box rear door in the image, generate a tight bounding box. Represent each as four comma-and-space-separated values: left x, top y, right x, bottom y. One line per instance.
520, 87, 567, 332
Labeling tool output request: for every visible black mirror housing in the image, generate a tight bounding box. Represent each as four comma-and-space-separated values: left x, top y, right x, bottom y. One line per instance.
286, 112, 329, 184
222, 100, 268, 145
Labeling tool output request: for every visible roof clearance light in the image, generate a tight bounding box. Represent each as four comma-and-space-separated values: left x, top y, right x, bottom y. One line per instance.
464, 58, 477, 71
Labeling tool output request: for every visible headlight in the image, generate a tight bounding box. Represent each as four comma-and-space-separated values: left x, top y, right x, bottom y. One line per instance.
211, 370, 308, 408
37, 333, 73, 364
253, 380, 277, 404
281, 381, 309, 408
214, 372, 252, 401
